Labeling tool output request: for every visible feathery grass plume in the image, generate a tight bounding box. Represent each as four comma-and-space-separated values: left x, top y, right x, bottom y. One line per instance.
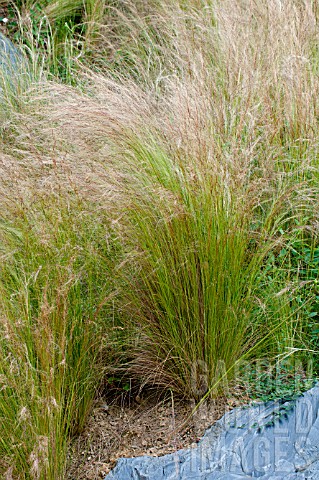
73, 0, 317, 396
2, 0, 315, 398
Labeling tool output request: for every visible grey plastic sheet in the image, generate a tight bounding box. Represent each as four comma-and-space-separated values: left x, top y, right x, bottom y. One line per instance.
0, 32, 22, 73
106, 386, 319, 479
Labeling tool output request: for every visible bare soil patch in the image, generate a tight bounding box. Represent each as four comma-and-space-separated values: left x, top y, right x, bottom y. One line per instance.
67, 388, 250, 480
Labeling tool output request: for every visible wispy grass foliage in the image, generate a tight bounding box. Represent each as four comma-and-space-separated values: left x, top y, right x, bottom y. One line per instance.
0, 196, 118, 479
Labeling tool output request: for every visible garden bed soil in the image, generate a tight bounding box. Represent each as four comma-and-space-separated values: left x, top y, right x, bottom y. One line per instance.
67, 387, 250, 479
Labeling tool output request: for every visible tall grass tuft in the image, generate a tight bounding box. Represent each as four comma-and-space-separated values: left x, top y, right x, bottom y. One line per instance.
0, 195, 118, 479
113, 136, 309, 398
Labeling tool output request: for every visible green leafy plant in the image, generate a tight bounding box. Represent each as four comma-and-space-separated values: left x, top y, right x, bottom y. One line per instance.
238, 357, 314, 404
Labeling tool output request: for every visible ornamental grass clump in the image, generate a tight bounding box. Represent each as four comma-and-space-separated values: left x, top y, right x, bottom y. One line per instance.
0, 196, 118, 479
114, 136, 305, 399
